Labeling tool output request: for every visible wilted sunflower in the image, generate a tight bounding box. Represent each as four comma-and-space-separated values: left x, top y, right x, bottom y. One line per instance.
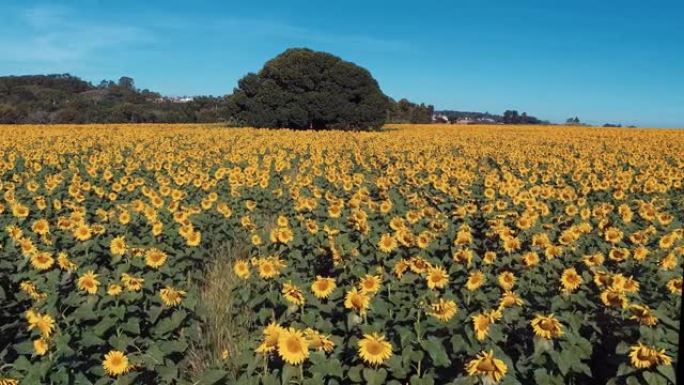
499, 290, 523, 308
282, 282, 305, 306
409, 256, 431, 274
530, 314, 564, 339
357, 332, 393, 366
472, 313, 491, 341
160, 286, 186, 307
102, 350, 130, 377
666, 277, 682, 295
466, 350, 508, 383
311, 276, 336, 299
629, 342, 672, 368
77, 270, 100, 294
600, 287, 628, 308
629, 304, 658, 326
277, 328, 309, 365
426, 298, 458, 322
393, 259, 410, 278
344, 287, 370, 316
122, 274, 144, 292
425, 266, 449, 290
304, 328, 335, 353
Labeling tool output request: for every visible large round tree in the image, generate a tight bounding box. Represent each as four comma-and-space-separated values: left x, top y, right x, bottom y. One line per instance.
230, 48, 389, 130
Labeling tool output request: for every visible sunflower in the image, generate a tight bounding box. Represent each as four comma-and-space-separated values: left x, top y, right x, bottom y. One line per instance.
144, 248, 168, 269
186, 230, 201, 246
359, 274, 382, 294
304, 328, 335, 352
30, 252, 54, 270
250, 233, 262, 246
659, 253, 677, 270
425, 266, 449, 290
122, 273, 144, 291
33, 337, 48, 356
73, 223, 92, 241
101, 281, 121, 296
466, 350, 508, 383
233, 259, 250, 279
604, 227, 623, 243
277, 328, 309, 365
282, 282, 305, 306
600, 287, 628, 308
452, 248, 473, 266
358, 332, 393, 366
102, 350, 130, 377
31, 219, 50, 235
110, 236, 127, 256
466, 271, 485, 291
77, 270, 100, 294
497, 271, 516, 291
426, 298, 458, 322
666, 277, 682, 295
256, 260, 279, 279
377, 234, 397, 253
521, 252, 539, 268
472, 313, 491, 341
409, 256, 431, 274
629, 304, 658, 326
530, 314, 564, 339
344, 287, 370, 315
160, 286, 186, 307
483, 251, 497, 264
255, 322, 284, 354
26, 311, 55, 338
311, 276, 336, 299
629, 343, 672, 368
583, 253, 605, 267
560, 267, 582, 293
393, 259, 410, 278
57, 252, 77, 271
499, 290, 523, 308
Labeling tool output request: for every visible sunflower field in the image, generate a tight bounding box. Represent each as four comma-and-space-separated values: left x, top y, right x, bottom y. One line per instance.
0, 124, 682, 385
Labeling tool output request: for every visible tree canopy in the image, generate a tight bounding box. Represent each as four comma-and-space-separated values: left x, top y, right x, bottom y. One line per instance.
229, 48, 389, 130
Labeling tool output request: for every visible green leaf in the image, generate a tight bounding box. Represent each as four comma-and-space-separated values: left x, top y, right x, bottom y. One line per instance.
197, 369, 227, 385
420, 336, 450, 367
656, 364, 676, 384
363, 367, 388, 385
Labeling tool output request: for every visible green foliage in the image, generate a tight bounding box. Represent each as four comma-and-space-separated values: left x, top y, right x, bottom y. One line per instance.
229, 48, 389, 130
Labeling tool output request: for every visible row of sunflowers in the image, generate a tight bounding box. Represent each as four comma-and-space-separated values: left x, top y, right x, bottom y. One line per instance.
0, 124, 682, 385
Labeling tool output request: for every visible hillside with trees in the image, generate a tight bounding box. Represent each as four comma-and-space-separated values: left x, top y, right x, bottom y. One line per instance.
0, 49, 547, 128
0, 74, 231, 124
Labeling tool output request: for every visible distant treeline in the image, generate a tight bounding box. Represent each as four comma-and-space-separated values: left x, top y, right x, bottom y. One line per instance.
0, 74, 231, 124
0, 74, 437, 125
436, 109, 547, 124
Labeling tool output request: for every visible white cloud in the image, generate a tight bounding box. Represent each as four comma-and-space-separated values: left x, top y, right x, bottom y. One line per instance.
0, 4, 153, 67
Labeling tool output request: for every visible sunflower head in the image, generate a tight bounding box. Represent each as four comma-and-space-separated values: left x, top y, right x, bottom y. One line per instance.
358, 332, 393, 366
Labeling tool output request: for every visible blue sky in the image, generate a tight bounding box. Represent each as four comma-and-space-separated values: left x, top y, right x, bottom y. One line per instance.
1, 0, 683, 127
